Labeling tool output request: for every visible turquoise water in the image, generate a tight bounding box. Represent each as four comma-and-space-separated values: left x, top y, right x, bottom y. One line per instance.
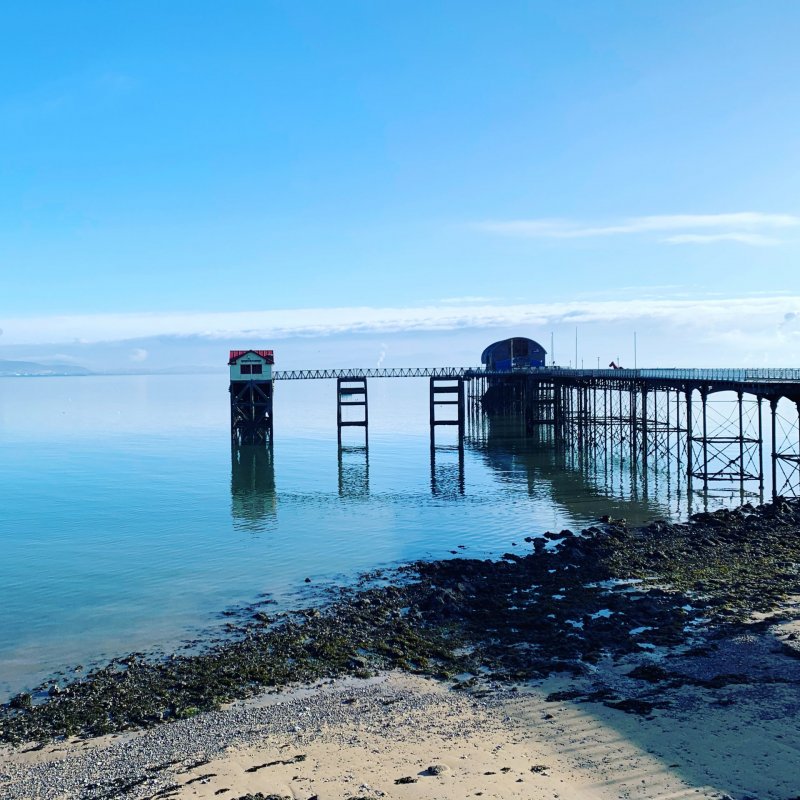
0, 373, 706, 698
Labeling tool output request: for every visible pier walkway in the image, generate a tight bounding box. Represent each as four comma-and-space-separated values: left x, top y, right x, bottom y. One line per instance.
273, 367, 472, 380
275, 365, 800, 393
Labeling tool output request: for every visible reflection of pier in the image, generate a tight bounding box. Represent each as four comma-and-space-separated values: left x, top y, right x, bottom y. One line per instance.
338, 444, 369, 498
230, 445, 276, 531
430, 444, 465, 497
430, 376, 466, 497
465, 413, 671, 520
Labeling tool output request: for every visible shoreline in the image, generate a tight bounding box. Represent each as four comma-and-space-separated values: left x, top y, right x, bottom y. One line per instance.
2, 498, 800, 798
4, 637, 800, 800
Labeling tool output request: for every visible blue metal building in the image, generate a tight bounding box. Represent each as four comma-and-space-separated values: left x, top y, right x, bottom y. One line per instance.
481, 337, 547, 371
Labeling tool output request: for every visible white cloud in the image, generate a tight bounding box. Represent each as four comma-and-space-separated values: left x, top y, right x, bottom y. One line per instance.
439, 296, 500, 305
2, 296, 800, 346
663, 233, 779, 246
130, 348, 148, 362
478, 212, 800, 245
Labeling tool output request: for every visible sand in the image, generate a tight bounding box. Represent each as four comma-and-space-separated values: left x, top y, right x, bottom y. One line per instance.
3, 617, 800, 800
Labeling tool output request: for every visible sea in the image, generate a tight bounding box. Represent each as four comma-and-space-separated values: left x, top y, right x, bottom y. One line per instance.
0, 373, 744, 699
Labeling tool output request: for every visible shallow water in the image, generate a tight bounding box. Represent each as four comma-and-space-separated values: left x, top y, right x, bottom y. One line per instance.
0, 373, 737, 697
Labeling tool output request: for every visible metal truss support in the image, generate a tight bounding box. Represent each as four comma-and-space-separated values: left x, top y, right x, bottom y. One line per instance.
337, 376, 368, 447
771, 398, 800, 498
758, 396, 764, 494
685, 388, 693, 491
430, 376, 465, 443
771, 397, 778, 499
230, 380, 273, 447
466, 371, 800, 501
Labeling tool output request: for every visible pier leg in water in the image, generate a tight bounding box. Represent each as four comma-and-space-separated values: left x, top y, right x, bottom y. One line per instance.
771, 397, 778, 499
685, 388, 694, 495
738, 391, 745, 496
337, 376, 368, 448
758, 395, 764, 500
641, 387, 648, 484
701, 388, 709, 496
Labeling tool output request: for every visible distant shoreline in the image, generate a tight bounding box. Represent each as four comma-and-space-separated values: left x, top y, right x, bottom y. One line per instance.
0, 365, 224, 377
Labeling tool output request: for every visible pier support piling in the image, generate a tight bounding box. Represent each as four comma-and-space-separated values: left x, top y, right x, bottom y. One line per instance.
337, 376, 368, 447
430, 377, 465, 443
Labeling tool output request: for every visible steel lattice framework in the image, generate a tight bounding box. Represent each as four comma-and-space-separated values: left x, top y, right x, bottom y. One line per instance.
267, 365, 800, 499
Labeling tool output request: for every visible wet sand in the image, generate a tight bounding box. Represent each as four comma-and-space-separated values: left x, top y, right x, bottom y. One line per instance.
3, 500, 800, 799
3, 612, 800, 800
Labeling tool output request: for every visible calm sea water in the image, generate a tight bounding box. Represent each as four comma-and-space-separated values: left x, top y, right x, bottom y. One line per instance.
0, 373, 732, 698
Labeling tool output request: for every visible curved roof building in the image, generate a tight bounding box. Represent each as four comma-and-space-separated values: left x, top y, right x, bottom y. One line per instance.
481, 337, 547, 371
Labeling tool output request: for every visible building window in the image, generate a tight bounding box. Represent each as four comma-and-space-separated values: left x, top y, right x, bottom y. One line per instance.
250, 364, 263, 374
241, 364, 252, 374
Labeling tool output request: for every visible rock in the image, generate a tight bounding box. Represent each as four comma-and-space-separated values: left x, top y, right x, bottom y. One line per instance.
425, 764, 449, 775
626, 664, 671, 683
9, 693, 32, 710
605, 698, 654, 715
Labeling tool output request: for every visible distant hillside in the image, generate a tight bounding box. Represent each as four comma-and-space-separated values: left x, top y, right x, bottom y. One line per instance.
0, 360, 93, 377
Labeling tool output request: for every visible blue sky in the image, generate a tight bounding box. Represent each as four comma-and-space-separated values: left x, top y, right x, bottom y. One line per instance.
1, 1, 799, 368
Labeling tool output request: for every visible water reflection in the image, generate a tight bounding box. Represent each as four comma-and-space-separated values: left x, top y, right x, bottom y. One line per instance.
467, 415, 672, 524
230, 445, 276, 531
1, 375, 757, 701
338, 445, 370, 498
430, 443, 465, 497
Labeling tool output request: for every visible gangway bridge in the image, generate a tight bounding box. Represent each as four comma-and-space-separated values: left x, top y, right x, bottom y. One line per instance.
273, 366, 475, 380
274, 365, 800, 390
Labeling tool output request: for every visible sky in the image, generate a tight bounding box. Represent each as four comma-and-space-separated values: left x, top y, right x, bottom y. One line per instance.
1, 1, 799, 370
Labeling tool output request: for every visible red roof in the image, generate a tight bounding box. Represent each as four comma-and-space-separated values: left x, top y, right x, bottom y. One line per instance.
229, 349, 274, 365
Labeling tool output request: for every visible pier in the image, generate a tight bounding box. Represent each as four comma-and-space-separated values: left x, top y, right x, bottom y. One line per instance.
233, 353, 800, 500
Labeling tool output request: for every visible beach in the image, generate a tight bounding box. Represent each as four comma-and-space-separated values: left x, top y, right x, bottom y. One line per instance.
3, 500, 800, 799
4, 2, 800, 796
4, 639, 800, 800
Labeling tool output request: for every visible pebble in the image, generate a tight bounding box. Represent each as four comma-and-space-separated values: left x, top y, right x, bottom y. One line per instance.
0, 678, 499, 800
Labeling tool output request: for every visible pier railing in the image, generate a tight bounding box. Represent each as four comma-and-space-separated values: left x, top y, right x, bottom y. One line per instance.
518, 367, 800, 383
274, 366, 800, 383
273, 367, 474, 380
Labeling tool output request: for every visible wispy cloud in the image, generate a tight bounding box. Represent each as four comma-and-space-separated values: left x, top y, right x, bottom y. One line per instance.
478, 212, 800, 246
663, 233, 780, 246
2, 296, 800, 346
439, 296, 500, 305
